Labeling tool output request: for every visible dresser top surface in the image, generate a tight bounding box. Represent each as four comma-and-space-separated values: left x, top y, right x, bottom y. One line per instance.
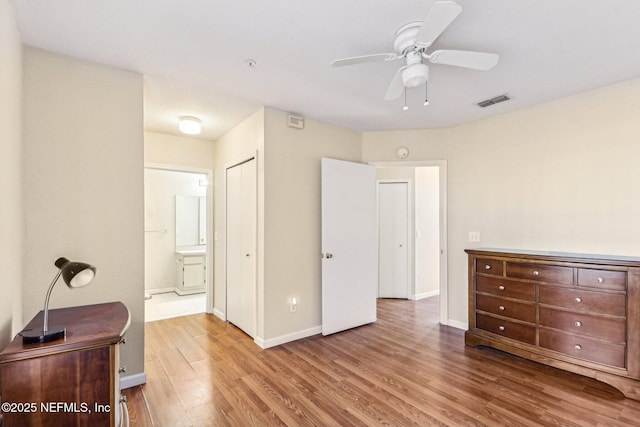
465, 247, 640, 266
0, 301, 130, 363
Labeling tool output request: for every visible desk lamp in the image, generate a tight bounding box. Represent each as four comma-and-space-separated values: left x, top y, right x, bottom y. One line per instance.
21, 257, 97, 344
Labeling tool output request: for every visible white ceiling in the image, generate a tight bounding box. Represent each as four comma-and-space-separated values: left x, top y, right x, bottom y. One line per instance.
10, 0, 640, 141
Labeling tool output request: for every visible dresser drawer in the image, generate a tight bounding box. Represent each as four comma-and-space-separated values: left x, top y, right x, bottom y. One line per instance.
476, 258, 503, 276
539, 328, 625, 368
476, 313, 536, 345
476, 276, 535, 301
476, 294, 536, 323
506, 262, 573, 285
578, 268, 626, 291
539, 307, 626, 343
539, 286, 625, 316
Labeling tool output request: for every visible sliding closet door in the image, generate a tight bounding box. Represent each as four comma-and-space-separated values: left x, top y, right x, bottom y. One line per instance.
226, 158, 257, 337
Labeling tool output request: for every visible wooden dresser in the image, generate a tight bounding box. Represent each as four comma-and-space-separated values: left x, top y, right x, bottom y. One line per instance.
0, 302, 130, 426
465, 248, 640, 400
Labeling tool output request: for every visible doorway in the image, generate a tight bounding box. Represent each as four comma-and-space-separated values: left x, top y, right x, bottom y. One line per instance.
144, 164, 213, 321
372, 161, 447, 325
320, 158, 446, 335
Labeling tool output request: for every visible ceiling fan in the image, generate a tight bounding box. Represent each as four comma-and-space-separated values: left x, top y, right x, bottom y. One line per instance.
331, 0, 499, 102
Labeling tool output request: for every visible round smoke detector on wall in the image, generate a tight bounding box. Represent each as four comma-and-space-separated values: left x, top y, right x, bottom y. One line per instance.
396, 147, 409, 159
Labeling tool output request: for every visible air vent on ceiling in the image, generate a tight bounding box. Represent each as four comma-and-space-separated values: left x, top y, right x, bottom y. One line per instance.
287, 114, 305, 130
477, 94, 510, 108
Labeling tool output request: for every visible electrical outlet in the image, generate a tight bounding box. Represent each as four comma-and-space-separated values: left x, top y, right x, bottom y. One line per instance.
290, 297, 297, 313
468, 232, 481, 242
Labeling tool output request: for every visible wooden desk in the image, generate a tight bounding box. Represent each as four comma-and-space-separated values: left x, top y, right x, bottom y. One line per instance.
0, 302, 130, 426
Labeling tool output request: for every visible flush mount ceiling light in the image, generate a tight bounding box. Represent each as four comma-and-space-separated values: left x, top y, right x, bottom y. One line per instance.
179, 116, 202, 135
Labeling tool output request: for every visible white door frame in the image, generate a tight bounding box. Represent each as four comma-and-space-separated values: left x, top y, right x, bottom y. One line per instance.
369, 160, 448, 326
144, 162, 214, 315
376, 179, 411, 299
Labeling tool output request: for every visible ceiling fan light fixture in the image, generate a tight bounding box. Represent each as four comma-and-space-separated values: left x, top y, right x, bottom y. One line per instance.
402, 63, 429, 88
179, 116, 202, 135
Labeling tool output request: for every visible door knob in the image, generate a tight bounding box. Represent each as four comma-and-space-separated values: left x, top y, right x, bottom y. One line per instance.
324, 253, 333, 259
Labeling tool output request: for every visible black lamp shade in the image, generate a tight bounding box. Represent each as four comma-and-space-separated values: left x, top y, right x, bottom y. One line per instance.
56, 257, 97, 288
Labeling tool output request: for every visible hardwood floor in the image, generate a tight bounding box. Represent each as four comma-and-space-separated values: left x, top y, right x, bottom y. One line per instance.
123, 297, 640, 426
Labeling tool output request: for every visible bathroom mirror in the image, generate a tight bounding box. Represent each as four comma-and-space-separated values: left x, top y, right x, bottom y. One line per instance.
175, 195, 206, 247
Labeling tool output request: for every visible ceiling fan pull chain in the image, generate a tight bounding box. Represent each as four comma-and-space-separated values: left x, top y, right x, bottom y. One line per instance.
424, 82, 430, 107
403, 87, 409, 111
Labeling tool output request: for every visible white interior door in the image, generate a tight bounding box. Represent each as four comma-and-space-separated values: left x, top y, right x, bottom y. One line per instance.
321, 158, 377, 336
378, 182, 409, 298
226, 159, 257, 337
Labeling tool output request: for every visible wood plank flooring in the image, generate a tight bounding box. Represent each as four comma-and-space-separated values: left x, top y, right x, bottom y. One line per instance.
123, 297, 640, 426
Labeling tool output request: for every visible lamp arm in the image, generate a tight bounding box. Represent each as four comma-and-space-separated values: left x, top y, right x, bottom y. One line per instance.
42, 270, 63, 333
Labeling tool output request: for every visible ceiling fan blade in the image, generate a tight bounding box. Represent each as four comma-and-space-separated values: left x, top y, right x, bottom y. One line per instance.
384, 67, 406, 101
416, 1, 463, 46
331, 53, 398, 67
428, 50, 499, 70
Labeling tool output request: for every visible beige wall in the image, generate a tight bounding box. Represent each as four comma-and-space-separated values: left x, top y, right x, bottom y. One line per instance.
144, 130, 215, 168
0, 0, 23, 347
363, 78, 640, 326
22, 48, 145, 377
262, 108, 361, 343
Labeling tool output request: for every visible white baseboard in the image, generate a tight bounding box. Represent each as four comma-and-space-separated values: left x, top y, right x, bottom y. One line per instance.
446, 319, 468, 330
120, 372, 147, 390
212, 307, 225, 320
174, 288, 206, 296
146, 287, 177, 295
411, 290, 440, 300
255, 325, 322, 349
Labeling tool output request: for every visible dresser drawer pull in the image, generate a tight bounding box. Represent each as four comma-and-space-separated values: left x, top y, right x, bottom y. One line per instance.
597, 277, 604, 283
485, 265, 492, 270
575, 297, 582, 303
574, 345, 582, 351
533, 270, 540, 276
498, 285, 505, 291
498, 326, 505, 331
499, 305, 505, 311
575, 321, 582, 327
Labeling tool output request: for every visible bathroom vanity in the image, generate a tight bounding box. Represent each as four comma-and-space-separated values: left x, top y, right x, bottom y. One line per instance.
176, 250, 206, 294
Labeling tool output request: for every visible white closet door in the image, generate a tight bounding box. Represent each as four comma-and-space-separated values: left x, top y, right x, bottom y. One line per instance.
226, 159, 257, 337
321, 158, 377, 336
378, 182, 409, 298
